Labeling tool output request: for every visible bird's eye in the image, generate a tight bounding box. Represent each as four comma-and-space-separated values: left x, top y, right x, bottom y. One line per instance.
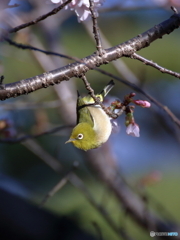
77, 133, 83, 140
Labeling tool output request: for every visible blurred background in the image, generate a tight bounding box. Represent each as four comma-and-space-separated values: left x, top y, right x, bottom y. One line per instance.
0, 0, 180, 239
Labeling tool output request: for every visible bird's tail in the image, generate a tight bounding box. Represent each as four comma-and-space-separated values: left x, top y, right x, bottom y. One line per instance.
97, 80, 115, 101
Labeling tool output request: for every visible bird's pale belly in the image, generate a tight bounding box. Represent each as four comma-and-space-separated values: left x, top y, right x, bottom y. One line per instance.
87, 106, 112, 144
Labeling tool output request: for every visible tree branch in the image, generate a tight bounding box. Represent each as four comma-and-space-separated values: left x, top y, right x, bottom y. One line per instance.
0, 125, 72, 143
96, 68, 180, 128
131, 53, 180, 78
2, 39, 180, 129
7, 0, 73, 34
85, 149, 180, 240
0, 13, 180, 101
89, 0, 103, 55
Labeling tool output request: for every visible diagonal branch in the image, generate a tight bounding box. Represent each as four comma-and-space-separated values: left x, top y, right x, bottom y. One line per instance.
131, 53, 180, 78
85, 149, 180, 240
0, 125, 72, 143
10, 0, 72, 33
24, 138, 134, 239
0, 13, 180, 101
96, 68, 180, 127
2, 38, 180, 128
5, 37, 75, 60
1, 0, 72, 36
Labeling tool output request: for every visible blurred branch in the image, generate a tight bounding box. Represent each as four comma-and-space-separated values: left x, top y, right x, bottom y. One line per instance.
40, 171, 70, 207
96, 68, 180, 128
24, 135, 180, 240
68, 172, 134, 240
21, 138, 62, 172
1, 12, 180, 101
5, 37, 75, 60
85, 149, 180, 240
0, 125, 72, 143
92, 222, 103, 240
24, 138, 134, 240
120, 172, 178, 224
6, 0, 72, 35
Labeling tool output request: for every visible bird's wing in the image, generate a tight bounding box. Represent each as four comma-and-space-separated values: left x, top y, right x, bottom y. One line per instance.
98, 79, 115, 99
84, 80, 115, 103
76, 92, 94, 127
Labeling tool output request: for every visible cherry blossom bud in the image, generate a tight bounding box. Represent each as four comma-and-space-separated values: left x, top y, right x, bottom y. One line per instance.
129, 92, 136, 98
126, 122, 140, 137
133, 100, 151, 108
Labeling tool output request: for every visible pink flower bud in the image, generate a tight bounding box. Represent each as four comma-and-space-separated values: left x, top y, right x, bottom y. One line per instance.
133, 100, 151, 108
126, 123, 140, 137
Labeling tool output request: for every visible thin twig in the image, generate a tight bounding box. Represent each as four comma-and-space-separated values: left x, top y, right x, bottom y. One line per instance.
23, 138, 133, 239
89, 0, 103, 55
6, 36, 180, 80
8, 0, 72, 34
0, 125, 72, 143
21, 139, 62, 172
83, 21, 139, 84
96, 68, 180, 128
131, 53, 180, 79
68, 173, 134, 240
40, 162, 79, 207
5, 38, 75, 60
40, 174, 69, 207
80, 75, 121, 119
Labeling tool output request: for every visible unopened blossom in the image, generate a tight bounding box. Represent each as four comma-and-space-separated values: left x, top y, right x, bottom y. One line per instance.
50, 0, 104, 22
133, 100, 151, 108
126, 122, 140, 137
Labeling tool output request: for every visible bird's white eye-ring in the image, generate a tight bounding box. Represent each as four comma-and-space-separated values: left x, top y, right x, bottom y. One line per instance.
77, 133, 83, 140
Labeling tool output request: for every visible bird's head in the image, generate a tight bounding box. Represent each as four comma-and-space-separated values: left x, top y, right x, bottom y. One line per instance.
65, 122, 99, 151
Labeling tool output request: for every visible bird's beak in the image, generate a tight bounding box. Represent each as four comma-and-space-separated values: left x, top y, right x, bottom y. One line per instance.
65, 138, 75, 144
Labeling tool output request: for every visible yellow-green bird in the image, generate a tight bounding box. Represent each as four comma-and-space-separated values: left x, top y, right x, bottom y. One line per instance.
65, 80, 114, 151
